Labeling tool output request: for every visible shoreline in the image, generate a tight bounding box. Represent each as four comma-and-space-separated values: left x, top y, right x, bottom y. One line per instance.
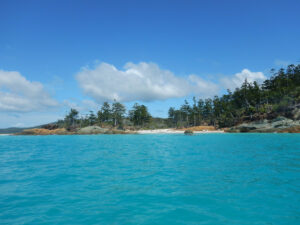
4, 125, 300, 135
137, 129, 224, 134
3, 129, 225, 136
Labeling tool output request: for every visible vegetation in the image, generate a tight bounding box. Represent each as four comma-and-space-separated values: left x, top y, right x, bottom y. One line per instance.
37, 64, 300, 133
129, 103, 151, 127
57, 101, 154, 130
168, 64, 300, 128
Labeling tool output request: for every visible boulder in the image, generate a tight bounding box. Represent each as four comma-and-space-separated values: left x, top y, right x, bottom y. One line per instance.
230, 116, 300, 133
184, 130, 193, 135
77, 126, 108, 134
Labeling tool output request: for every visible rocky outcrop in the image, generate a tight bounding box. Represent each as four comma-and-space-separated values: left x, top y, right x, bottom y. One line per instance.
292, 108, 300, 120
15, 126, 136, 135
77, 126, 109, 134
77, 126, 135, 134
228, 116, 300, 133
16, 128, 67, 135
179, 126, 216, 131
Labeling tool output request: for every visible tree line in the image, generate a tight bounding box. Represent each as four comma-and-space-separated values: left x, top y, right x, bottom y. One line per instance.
59, 101, 152, 130
168, 64, 300, 128
59, 64, 300, 130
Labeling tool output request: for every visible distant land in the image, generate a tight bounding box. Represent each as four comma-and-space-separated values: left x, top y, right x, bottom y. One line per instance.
0, 125, 43, 134
0, 127, 27, 134
1, 64, 300, 135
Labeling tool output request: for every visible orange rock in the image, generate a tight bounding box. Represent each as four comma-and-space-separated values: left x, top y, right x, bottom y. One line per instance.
178, 126, 216, 131
20, 128, 66, 135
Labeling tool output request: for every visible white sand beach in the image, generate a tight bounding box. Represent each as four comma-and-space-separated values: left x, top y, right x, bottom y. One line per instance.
137, 129, 224, 134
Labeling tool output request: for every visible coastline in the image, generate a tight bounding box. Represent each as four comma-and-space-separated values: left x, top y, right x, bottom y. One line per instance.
6, 121, 300, 135
137, 129, 224, 134
8, 128, 225, 136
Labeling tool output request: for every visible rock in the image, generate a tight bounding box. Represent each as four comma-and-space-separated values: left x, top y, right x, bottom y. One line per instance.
292, 108, 300, 120
230, 116, 300, 133
77, 126, 108, 134
184, 130, 193, 135
239, 126, 257, 133
279, 126, 300, 133
16, 128, 67, 135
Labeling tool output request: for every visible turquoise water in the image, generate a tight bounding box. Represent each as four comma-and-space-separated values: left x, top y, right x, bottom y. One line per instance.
0, 134, 299, 225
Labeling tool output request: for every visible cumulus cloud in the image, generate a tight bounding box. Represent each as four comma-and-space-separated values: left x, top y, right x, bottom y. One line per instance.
0, 70, 58, 112
220, 69, 266, 90
76, 62, 219, 102
188, 74, 219, 96
63, 99, 99, 112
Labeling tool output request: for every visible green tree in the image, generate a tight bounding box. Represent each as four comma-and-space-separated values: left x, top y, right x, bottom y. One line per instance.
197, 99, 205, 125
88, 111, 97, 125
180, 100, 191, 126
168, 107, 176, 127
64, 108, 79, 129
203, 98, 213, 124
111, 100, 126, 127
169, 64, 300, 128
129, 103, 151, 127
98, 102, 111, 124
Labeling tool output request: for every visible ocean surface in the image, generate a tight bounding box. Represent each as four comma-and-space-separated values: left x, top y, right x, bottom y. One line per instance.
0, 134, 299, 225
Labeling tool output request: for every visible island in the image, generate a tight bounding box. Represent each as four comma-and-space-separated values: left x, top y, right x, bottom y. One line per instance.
1, 64, 299, 135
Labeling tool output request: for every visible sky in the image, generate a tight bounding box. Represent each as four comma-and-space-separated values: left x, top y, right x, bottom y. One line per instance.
0, 0, 299, 128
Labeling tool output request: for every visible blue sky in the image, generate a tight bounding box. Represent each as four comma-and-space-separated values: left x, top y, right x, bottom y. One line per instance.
0, 0, 299, 128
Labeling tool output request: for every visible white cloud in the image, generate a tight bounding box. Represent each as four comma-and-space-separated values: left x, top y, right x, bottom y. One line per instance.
188, 74, 219, 96
76, 62, 219, 102
63, 99, 98, 112
220, 69, 266, 90
0, 70, 58, 112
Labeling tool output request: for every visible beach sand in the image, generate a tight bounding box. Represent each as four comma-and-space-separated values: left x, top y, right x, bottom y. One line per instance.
137, 129, 224, 134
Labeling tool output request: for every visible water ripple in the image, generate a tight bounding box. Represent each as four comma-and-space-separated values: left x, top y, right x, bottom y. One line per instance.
0, 134, 299, 224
